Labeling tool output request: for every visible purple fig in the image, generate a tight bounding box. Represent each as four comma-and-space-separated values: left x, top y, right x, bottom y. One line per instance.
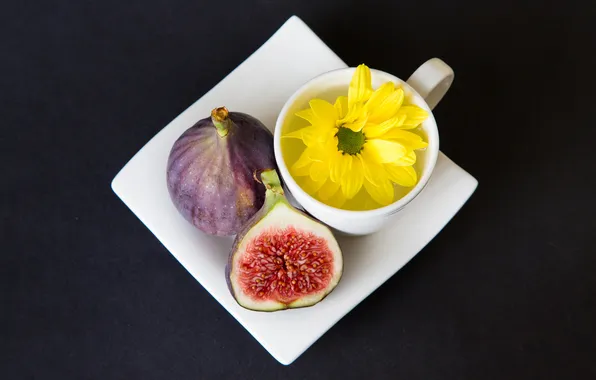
167, 107, 276, 236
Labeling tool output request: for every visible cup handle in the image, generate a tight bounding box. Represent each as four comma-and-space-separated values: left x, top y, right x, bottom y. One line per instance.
406, 58, 454, 110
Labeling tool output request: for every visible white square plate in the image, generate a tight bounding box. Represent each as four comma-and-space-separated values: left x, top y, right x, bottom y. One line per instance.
111, 16, 478, 365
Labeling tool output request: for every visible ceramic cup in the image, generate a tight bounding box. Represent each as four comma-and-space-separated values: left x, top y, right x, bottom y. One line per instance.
274, 58, 454, 235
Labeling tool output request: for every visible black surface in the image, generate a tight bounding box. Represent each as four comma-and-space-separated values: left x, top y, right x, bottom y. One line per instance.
2, 1, 596, 379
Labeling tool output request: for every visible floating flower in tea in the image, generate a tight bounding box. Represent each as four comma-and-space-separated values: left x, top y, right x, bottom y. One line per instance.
283, 64, 429, 208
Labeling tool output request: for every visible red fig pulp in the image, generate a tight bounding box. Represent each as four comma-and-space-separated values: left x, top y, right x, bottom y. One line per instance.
167, 107, 275, 236
226, 170, 343, 312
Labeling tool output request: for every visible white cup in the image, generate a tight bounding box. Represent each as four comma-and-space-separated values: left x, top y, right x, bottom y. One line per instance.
274, 58, 454, 235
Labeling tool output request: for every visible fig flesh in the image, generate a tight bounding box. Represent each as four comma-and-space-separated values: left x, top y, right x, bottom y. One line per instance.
226, 170, 343, 311
166, 107, 275, 236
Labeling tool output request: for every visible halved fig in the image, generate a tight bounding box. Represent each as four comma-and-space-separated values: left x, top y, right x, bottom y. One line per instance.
226, 169, 343, 312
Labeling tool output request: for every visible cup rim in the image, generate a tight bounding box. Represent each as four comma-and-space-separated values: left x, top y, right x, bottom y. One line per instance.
274, 66, 440, 217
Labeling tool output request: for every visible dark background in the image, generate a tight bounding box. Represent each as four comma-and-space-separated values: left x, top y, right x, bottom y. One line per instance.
3, 0, 596, 379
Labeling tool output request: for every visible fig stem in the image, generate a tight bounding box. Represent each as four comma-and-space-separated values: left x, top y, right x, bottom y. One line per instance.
211, 106, 231, 137
260, 169, 285, 209
260, 169, 283, 193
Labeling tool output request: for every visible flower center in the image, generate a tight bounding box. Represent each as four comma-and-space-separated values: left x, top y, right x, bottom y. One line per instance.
336, 126, 365, 155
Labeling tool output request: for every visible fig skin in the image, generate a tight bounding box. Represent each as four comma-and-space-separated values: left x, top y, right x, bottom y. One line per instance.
166, 107, 275, 236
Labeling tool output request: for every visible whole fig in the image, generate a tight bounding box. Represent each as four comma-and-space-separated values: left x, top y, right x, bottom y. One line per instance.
167, 107, 276, 236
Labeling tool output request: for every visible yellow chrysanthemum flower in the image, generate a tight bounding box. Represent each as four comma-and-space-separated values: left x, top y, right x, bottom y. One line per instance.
284, 64, 430, 208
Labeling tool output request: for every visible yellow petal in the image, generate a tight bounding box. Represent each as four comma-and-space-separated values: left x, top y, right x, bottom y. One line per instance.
394, 150, 417, 166
367, 88, 404, 123
337, 102, 365, 126
395, 105, 429, 129
385, 164, 417, 187
340, 155, 363, 199
362, 114, 407, 138
321, 135, 340, 164
282, 128, 306, 140
331, 152, 351, 182
318, 179, 340, 201
305, 144, 331, 162
292, 149, 311, 168
379, 129, 428, 150
290, 149, 312, 176
309, 161, 329, 183
363, 177, 394, 206
295, 108, 315, 124
334, 96, 349, 119
365, 139, 407, 163
364, 82, 394, 111
291, 163, 311, 177
283, 125, 330, 147
359, 150, 385, 187
326, 187, 347, 208
298, 175, 326, 194
348, 64, 373, 107
309, 99, 338, 129
328, 151, 341, 182
379, 113, 407, 129
342, 116, 368, 132
361, 123, 383, 138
